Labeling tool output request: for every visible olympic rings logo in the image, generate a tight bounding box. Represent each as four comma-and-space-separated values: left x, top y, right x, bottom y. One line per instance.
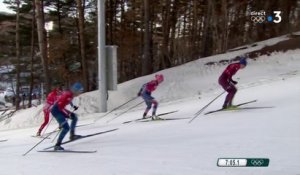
250, 159, 264, 166
251, 16, 265, 23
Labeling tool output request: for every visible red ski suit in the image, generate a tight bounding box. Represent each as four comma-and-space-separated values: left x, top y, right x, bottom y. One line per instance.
138, 80, 160, 117
143, 80, 158, 94
56, 90, 74, 115
218, 63, 241, 107
38, 89, 61, 133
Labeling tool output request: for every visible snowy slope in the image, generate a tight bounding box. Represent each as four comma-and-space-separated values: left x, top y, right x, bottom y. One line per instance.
0, 35, 299, 175
1, 33, 300, 130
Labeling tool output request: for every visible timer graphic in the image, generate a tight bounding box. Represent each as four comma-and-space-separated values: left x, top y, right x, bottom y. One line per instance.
217, 158, 270, 167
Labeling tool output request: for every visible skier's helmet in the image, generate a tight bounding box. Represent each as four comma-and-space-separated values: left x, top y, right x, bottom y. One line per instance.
71, 82, 84, 93
239, 57, 247, 66
155, 74, 164, 83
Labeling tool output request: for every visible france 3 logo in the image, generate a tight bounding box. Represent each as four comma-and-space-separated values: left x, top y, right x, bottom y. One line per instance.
250, 10, 282, 24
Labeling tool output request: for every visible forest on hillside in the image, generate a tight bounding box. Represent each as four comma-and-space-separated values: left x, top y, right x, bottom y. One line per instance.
0, 0, 300, 109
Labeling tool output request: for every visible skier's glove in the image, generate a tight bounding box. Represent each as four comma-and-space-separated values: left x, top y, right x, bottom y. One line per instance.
73, 106, 79, 111
137, 92, 141, 96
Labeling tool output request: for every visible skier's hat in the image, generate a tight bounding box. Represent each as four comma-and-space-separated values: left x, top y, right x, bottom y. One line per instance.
71, 82, 84, 93
155, 74, 164, 83
239, 57, 247, 66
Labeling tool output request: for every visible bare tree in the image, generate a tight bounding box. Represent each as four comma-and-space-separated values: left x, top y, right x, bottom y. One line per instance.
35, 0, 50, 93
15, 0, 21, 109
142, 0, 152, 75
28, 1, 36, 108
160, 0, 172, 69
76, 0, 88, 91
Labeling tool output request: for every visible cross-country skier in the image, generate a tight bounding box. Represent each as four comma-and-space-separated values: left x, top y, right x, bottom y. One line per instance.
218, 57, 247, 109
36, 85, 62, 136
137, 74, 164, 120
51, 82, 83, 150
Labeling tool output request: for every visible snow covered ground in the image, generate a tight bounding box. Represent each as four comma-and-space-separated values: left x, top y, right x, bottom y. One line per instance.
0, 35, 299, 175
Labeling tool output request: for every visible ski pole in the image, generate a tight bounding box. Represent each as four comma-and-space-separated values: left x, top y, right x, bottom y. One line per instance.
94, 97, 138, 123
51, 128, 61, 143
189, 91, 225, 123
106, 101, 144, 123
23, 108, 77, 156
22, 126, 59, 156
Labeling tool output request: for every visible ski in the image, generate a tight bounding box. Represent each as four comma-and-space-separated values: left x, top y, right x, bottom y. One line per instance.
123, 110, 179, 124
139, 117, 189, 123
234, 100, 257, 107
228, 106, 274, 110
0, 139, 8, 142
38, 150, 97, 153
204, 100, 257, 115
157, 110, 179, 116
204, 109, 224, 115
43, 128, 118, 150
205, 106, 274, 115
203, 101, 275, 115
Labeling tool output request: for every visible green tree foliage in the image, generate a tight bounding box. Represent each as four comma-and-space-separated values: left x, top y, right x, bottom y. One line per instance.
1, 0, 300, 91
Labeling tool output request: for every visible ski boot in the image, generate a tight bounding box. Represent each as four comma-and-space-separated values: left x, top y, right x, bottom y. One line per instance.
69, 134, 82, 141
223, 105, 238, 110
142, 113, 147, 119
151, 115, 162, 120
36, 131, 41, 137
54, 142, 64, 151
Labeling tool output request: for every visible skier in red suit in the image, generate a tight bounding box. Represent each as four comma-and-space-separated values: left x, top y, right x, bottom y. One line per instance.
138, 74, 164, 120
36, 86, 62, 136
51, 82, 83, 150
219, 57, 247, 109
